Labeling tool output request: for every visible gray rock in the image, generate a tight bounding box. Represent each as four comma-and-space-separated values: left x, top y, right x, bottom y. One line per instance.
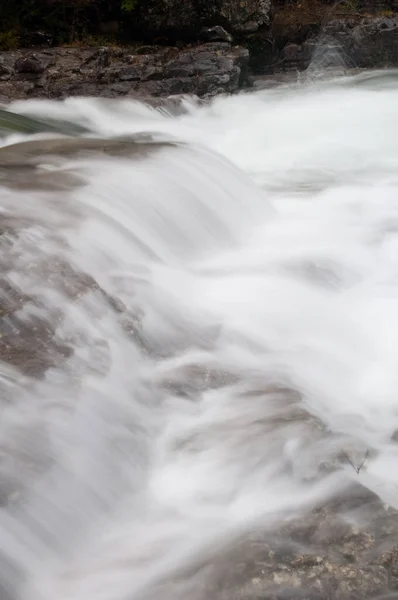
200, 26, 233, 43
0, 59, 12, 81
0, 43, 250, 101
211, 485, 398, 600
318, 17, 398, 69
119, 65, 141, 81
14, 54, 46, 74
268, 16, 398, 74
282, 43, 302, 68
97, 47, 112, 68
234, 20, 259, 34
140, 65, 164, 81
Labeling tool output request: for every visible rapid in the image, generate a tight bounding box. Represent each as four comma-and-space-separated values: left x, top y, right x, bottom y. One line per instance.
1, 68, 398, 600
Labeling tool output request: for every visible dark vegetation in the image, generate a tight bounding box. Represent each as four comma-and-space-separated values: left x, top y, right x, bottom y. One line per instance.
0, 0, 138, 48
0, 0, 397, 50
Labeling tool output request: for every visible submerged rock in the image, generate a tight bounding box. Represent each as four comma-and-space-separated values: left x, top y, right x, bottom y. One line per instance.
0, 107, 89, 136
0, 134, 178, 166
214, 485, 398, 600
0, 279, 72, 377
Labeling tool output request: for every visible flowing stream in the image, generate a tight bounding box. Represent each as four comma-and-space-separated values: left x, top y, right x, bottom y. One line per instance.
1, 69, 398, 600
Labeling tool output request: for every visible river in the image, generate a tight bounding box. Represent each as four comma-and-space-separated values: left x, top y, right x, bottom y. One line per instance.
1, 69, 398, 600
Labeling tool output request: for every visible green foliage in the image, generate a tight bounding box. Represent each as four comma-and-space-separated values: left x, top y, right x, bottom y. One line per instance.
85, 34, 120, 46
336, 0, 360, 13
0, 30, 19, 50
121, 0, 136, 12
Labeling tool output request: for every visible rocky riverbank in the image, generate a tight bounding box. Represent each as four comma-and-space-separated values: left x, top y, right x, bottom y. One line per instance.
1, 13, 398, 101
0, 42, 250, 102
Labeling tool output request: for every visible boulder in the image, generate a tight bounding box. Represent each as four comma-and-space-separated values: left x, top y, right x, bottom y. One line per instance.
14, 54, 47, 74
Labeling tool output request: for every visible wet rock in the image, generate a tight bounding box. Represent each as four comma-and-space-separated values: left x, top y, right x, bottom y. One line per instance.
0, 80, 35, 101
0, 220, 145, 378
0, 59, 13, 81
135, 45, 163, 55
0, 279, 72, 377
281, 43, 302, 69
0, 44, 250, 101
321, 17, 398, 69
119, 65, 141, 81
14, 54, 46, 75
140, 65, 164, 81
234, 20, 259, 34
144, 93, 202, 114
0, 135, 177, 166
267, 15, 398, 74
0, 107, 89, 137
214, 484, 398, 600
200, 26, 233, 43
96, 47, 112, 68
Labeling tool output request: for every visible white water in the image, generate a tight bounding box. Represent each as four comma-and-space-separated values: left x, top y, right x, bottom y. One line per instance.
1, 69, 398, 600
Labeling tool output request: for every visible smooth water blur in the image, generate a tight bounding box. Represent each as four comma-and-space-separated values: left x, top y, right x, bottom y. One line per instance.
1, 69, 398, 600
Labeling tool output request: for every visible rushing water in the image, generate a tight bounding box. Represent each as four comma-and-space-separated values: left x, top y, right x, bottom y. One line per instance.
1, 69, 398, 600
